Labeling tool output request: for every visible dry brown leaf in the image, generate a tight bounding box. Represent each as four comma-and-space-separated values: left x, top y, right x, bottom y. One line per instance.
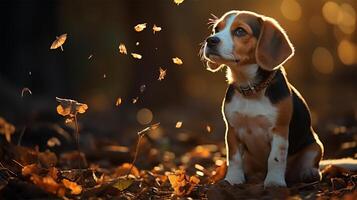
153, 24, 162, 34
115, 163, 140, 178
22, 164, 40, 176
158, 67, 167, 81
131, 53, 142, 59
50, 34, 67, 51
134, 23, 147, 32
115, 97, 122, 107
168, 169, 200, 196
119, 43, 127, 54
175, 121, 183, 128
113, 178, 134, 191
174, 0, 184, 5
172, 57, 183, 65
62, 179, 82, 195
206, 125, 212, 133
132, 97, 139, 104
56, 97, 88, 118
0, 117, 15, 142
47, 137, 61, 147
21, 87, 32, 97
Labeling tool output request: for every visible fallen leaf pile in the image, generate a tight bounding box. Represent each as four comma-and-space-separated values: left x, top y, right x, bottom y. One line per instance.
168, 169, 200, 196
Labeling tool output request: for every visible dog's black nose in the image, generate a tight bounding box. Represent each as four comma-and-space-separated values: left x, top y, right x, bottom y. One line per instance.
206, 36, 220, 48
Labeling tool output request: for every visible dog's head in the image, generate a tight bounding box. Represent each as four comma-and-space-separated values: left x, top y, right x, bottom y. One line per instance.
202, 10, 294, 72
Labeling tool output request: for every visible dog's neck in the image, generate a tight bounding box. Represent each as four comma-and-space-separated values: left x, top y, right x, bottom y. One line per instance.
226, 64, 276, 96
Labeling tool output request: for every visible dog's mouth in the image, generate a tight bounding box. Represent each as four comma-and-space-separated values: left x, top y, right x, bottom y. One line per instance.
205, 51, 240, 65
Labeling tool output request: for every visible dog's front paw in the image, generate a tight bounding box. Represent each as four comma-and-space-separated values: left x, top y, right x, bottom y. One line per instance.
264, 172, 286, 188
225, 170, 245, 185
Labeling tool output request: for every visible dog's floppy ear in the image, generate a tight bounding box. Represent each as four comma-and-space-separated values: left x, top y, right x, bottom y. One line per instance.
255, 17, 294, 71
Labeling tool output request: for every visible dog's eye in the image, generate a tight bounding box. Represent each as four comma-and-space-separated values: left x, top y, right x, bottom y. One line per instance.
234, 27, 247, 37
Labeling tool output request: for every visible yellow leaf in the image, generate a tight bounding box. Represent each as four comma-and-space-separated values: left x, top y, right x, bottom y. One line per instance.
174, 0, 184, 5
158, 67, 166, 81
113, 178, 133, 191
134, 23, 147, 32
152, 24, 162, 34
172, 57, 183, 65
62, 179, 82, 195
206, 125, 212, 133
50, 34, 67, 51
175, 121, 183, 128
115, 97, 122, 107
131, 53, 142, 59
119, 43, 127, 54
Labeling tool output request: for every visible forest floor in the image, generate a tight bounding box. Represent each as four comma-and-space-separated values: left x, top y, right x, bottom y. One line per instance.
0, 115, 356, 200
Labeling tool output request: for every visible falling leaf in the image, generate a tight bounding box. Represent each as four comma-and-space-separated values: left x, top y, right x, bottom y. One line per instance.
62, 179, 82, 195
21, 87, 32, 97
153, 24, 162, 34
136, 42, 140, 46
88, 54, 93, 59
137, 122, 160, 137
174, 0, 184, 5
134, 23, 147, 32
116, 97, 122, 107
206, 125, 212, 133
131, 53, 142, 59
158, 67, 167, 81
47, 137, 61, 147
113, 178, 134, 191
132, 97, 139, 104
0, 117, 15, 142
168, 169, 200, 196
50, 33, 67, 51
103, 74, 107, 79
119, 43, 127, 54
175, 121, 183, 128
55, 97, 88, 122
140, 84, 146, 93
172, 57, 183, 65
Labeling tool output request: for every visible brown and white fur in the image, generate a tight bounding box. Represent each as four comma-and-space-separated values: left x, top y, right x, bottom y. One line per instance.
201, 10, 325, 187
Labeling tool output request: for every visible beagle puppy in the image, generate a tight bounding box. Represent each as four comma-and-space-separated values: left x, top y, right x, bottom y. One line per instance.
201, 10, 324, 187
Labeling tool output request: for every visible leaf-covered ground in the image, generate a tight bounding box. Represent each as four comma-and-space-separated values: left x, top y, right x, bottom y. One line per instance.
0, 121, 356, 199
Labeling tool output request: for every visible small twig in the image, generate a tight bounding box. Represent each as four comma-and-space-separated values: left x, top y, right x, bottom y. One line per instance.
74, 115, 83, 169
126, 135, 143, 178
17, 126, 27, 146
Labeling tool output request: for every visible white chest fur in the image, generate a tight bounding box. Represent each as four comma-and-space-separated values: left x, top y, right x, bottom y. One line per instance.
224, 93, 278, 154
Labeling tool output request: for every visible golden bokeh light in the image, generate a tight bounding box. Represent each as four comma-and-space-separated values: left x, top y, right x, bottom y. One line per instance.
338, 40, 356, 65
312, 47, 334, 74
322, 2, 356, 34
280, 0, 302, 21
322, 1, 340, 24
136, 108, 153, 125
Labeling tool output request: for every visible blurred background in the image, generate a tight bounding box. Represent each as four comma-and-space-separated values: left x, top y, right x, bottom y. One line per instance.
0, 0, 356, 162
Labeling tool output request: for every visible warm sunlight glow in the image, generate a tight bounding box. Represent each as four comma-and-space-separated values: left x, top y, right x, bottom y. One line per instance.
312, 47, 334, 74
280, 0, 302, 21
338, 40, 356, 65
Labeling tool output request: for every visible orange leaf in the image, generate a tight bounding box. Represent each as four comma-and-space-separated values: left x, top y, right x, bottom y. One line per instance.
115, 163, 140, 178
134, 23, 147, 32
62, 179, 82, 195
50, 34, 67, 51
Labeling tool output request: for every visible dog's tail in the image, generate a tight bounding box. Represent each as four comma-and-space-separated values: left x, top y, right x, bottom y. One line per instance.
319, 158, 357, 171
